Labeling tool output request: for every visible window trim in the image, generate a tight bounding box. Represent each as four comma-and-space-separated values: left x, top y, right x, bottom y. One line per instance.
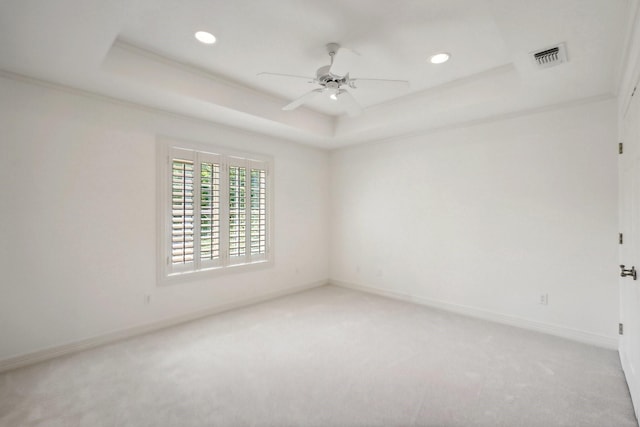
157, 137, 273, 285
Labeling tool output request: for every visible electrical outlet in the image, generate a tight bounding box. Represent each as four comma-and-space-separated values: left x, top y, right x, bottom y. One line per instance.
539, 294, 548, 305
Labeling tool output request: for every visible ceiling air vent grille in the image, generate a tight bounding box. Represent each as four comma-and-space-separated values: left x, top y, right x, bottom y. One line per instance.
531, 43, 567, 69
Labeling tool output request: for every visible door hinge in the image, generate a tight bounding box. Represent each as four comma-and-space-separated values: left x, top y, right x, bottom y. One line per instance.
619, 323, 624, 335
619, 233, 624, 244
619, 142, 624, 154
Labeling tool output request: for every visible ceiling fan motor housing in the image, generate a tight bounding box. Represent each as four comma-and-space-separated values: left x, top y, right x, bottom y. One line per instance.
316, 65, 348, 87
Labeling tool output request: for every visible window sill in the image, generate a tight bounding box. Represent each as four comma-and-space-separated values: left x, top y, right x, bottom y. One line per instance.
158, 259, 273, 287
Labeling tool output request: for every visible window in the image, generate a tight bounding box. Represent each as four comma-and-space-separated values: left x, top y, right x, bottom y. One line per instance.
159, 140, 271, 283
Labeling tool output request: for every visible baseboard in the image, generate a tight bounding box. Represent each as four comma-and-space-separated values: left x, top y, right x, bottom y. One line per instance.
331, 280, 618, 350
0, 280, 328, 374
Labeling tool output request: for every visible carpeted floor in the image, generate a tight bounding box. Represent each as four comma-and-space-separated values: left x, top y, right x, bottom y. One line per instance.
0, 285, 636, 427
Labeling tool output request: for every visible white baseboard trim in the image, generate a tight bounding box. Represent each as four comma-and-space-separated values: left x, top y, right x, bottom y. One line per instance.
0, 280, 327, 374
331, 280, 618, 350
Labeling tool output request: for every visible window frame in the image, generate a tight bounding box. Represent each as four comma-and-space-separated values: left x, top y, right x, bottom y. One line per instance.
157, 137, 273, 285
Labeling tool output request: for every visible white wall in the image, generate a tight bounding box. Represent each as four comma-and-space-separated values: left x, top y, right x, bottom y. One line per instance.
0, 75, 330, 361
330, 98, 619, 347
0, 71, 620, 362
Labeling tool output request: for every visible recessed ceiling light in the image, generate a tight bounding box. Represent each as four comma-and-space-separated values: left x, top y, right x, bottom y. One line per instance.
429, 53, 450, 64
195, 31, 216, 44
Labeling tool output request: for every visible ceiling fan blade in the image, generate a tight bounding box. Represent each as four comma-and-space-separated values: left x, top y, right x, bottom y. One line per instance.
282, 88, 323, 111
257, 72, 315, 82
350, 78, 410, 90
329, 47, 360, 77
337, 89, 363, 117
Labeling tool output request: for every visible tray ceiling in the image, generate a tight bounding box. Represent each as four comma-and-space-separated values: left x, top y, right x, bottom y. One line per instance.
0, 0, 633, 147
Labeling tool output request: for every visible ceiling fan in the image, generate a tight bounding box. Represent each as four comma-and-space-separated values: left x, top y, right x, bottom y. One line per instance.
257, 43, 410, 116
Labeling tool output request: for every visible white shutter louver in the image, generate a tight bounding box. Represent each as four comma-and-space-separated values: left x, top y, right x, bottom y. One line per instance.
250, 168, 267, 257
171, 159, 195, 267
200, 161, 221, 264
229, 165, 247, 259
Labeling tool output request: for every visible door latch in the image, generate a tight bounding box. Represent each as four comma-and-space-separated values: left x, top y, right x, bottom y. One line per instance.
620, 265, 637, 280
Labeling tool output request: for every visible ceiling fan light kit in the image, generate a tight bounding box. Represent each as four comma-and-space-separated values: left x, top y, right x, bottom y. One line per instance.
258, 43, 410, 116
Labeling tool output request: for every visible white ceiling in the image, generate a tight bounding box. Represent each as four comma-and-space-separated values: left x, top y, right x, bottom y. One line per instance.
0, 0, 634, 148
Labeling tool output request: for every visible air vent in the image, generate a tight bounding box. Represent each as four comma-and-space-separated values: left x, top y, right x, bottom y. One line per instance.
531, 43, 567, 69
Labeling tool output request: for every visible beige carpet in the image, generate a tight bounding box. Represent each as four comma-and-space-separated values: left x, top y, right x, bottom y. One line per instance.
0, 285, 636, 426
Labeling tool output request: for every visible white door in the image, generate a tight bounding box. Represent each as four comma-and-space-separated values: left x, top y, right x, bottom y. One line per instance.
620, 83, 640, 420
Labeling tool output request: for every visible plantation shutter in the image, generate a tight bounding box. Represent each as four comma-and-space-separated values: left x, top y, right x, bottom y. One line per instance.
170, 149, 196, 273
163, 143, 270, 280
228, 159, 249, 264
198, 152, 223, 269
249, 161, 268, 261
